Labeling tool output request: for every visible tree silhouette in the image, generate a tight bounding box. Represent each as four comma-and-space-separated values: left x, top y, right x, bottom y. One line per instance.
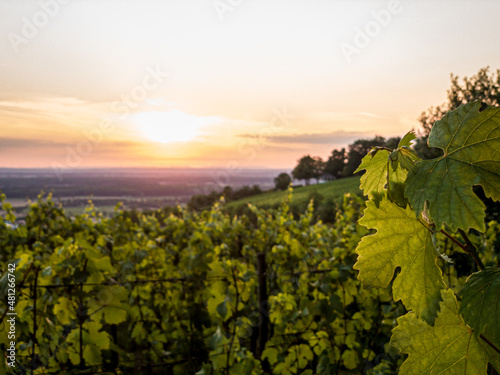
274, 172, 292, 190
292, 155, 324, 185
415, 67, 500, 159
324, 148, 346, 179
342, 136, 386, 177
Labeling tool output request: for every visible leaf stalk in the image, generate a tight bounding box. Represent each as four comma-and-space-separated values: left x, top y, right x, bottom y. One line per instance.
457, 229, 485, 270
480, 334, 500, 355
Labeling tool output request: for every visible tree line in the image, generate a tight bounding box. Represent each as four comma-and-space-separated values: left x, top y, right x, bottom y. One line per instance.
182, 67, 499, 201
274, 66, 500, 190
280, 135, 401, 188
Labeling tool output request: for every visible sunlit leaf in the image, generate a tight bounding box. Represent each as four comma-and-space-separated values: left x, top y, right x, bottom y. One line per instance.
459, 267, 500, 350
406, 101, 500, 232
355, 149, 407, 202
392, 289, 490, 374
355, 198, 446, 323
398, 131, 417, 148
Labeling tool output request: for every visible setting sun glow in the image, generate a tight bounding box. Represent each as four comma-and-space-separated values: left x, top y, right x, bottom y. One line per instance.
135, 111, 205, 143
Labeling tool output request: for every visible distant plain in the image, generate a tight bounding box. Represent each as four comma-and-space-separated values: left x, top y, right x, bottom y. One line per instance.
0, 168, 282, 217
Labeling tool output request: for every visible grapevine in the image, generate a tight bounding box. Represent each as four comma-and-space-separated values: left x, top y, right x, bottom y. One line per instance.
0, 191, 405, 373
354, 101, 500, 374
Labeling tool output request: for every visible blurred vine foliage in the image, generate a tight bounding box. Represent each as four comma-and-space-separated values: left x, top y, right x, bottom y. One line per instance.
354, 101, 500, 374
0, 189, 403, 374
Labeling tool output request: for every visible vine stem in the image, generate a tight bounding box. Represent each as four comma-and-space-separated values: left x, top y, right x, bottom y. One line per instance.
386, 162, 391, 201
480, 334, 500, 355
226, 267, 239, 375
457, 229, 484, 270
31, 266, 39, 375
336, 283, 347, 372
439, 229, 466, 249
420, 221, 485, 271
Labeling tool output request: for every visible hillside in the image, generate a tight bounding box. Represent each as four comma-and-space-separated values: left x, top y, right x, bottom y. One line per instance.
226, 176, 361, 209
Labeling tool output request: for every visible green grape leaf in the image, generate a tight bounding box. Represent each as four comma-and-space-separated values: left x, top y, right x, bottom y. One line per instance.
132, 322, 146, 340
101, 305, 127, 324
87, 321, 111, 348
355, 149, 388, 198
297, 344, 314, 369
405, 101, 500, 232
398, 131, 417, 148
355, 149, 407, 201
354, 198, 446, 323
82, 322, 110, 365
392, 289, 490, 374
216, 301, 227, 319
66, 321, 110, 366
83, 345, 102, 366
262, 347, 279, 364
207, 280, 227, 319
54, 296, 74, 325
390, 132, 421, 172
481, 342, 500, 373
41, 266, 52, 277
89, 285, 129, 324
341, 349, 359, 370
459, 267, 500, 350
68, 350, 80, 366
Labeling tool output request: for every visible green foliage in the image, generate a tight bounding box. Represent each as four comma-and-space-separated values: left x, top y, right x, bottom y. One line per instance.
1, 100, 499, 374
324, 148, 347, 179
274, 172, 292, 191
355, 149, 408, 203
188, 184, 263, 211
406, 102, 500, 232
292, 155, 325, 185
225, 176, 361, 224
342, 136, 402, 177
418, 67, 500, 137
0, 189, 403, 374
355, 198, 445, 324
459, 267, 500, 350
392, 289, 490, 374
354, 102, 500, 374
415, 67, 500, 159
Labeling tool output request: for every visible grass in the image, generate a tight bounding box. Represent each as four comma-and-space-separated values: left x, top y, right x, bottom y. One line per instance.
226, 176, 361, 209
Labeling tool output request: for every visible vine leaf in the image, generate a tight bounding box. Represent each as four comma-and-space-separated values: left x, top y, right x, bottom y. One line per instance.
481, 343, 500, 373
355, 149, 407, 201
398, 131, 417, 148
405, 101, 500, 232
89, 285, 129, 325
392, 289, 490, 375
390, 146, 421, 172
67, 321, 111, 366
354, 198, 446, 324
459, 267, 500, 350
390, 132, 421, 172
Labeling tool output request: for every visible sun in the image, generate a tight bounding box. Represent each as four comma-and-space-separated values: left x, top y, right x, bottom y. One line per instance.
134, 110, 205, 143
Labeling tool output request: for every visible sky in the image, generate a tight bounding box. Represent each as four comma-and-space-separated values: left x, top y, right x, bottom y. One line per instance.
0, 0, 499, 170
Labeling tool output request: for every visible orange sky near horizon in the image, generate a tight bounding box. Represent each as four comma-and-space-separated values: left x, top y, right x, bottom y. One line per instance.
1, 0, 500, 170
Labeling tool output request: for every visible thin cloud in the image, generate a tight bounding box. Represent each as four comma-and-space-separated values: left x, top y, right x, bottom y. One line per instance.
0, 138, 65, 149
239, 130, 371, 145
0, 137, 144, 151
